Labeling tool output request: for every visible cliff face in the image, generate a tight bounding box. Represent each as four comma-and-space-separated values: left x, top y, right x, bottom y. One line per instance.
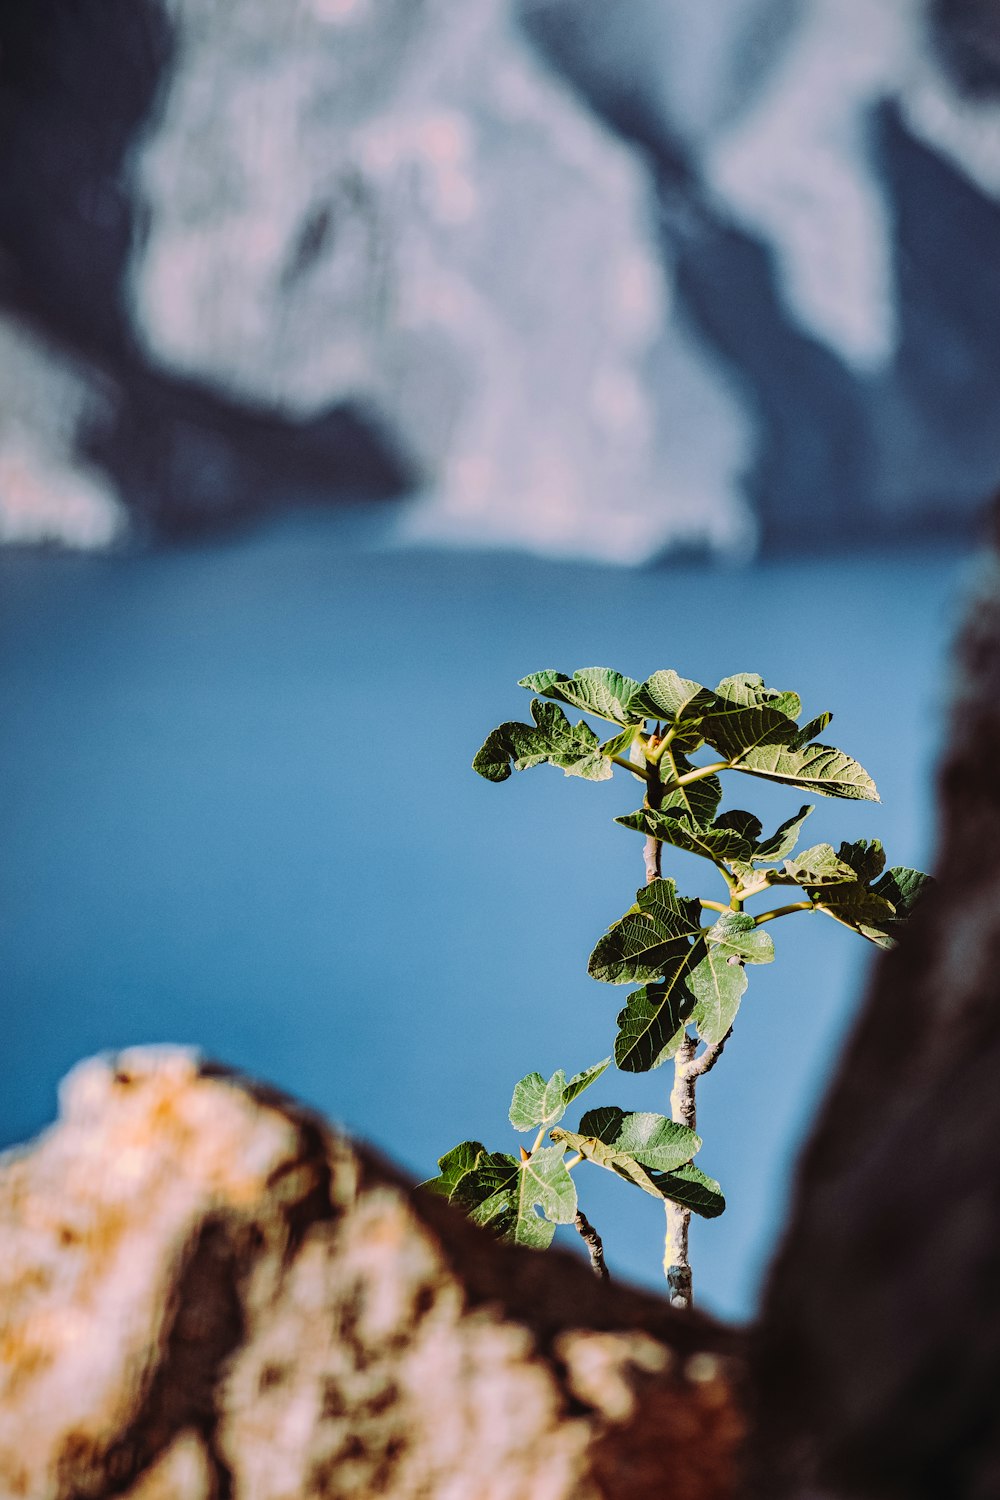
749, 515, 1000, 1496
2, 0, 999, 556
0, 1046, 743, 1500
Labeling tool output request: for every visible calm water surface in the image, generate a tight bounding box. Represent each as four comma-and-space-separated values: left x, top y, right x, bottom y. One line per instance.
0, 517, 972, 1319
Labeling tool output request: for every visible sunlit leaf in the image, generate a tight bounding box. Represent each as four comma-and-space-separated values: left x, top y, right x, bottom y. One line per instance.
518, 668, 641, 726
420, 1140, 486, 1199
650, 1162, 727, 1218
588, 880, 702, 984
689, 947, 747, 1044
617, 807, 755, 863
784, 843, 859, 886
755, 805, 814, 862
728, 739, 879, 801
705, 912, 775, 964
473, 699, 611, 782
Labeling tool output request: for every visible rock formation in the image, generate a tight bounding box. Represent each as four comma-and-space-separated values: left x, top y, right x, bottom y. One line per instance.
0, 1046, 744, 1499
3, 0, 999, 556
748, 512, 1000, 1496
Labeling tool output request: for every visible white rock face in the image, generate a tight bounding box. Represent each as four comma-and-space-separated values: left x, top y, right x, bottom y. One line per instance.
0, 319, 126, 548
128, 0, 755, 563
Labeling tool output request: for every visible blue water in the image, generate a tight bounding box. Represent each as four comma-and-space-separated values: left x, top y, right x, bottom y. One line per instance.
0, 518, 972, 1320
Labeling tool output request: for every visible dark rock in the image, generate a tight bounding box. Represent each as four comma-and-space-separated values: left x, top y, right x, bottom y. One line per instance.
749, 506, 1000, 1497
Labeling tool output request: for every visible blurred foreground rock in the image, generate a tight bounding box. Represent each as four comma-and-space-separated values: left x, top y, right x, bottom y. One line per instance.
749, 520, 1000, 1496
0, 1047, 743, 1500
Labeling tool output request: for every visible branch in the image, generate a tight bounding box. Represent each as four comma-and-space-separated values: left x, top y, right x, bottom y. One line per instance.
685, 1027, 733, 1081
574, 1209, 610, 1281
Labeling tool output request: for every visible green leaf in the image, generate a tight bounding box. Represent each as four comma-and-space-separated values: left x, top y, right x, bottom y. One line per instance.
615, 983, 694, 1073
811, 882, 898, 946
461, 1145, 577, 1248
700, 704, 801, 761
792, 712, 833, 748
610, 1110, 706, 1173
421, 1140, 486, 1199
617, 807, 755, 863
872, 866, 933, 920
553, 1107, 701, 1198
837, 838, 887, 884
783, 843, 859, 886
713, 809, 763, 845
518, 668, 641, 726
562, 1057, 612, 1107
473, 699, 611, 783
650, 1162, 726, 1219
754, 805, 814, 862
509, 1071, 566, 1132
659, 750, 724, 827
509, 1056, 611, 1131
601, 725, 640, 759
626, 671, 718, 742
588, 880, 702, 984
714, 674, 801, 719
706, 912, 775, 964
727, 739, 879, 801
689, 947, 748, 1044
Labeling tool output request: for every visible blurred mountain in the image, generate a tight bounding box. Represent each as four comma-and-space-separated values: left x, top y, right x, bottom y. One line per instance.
0, 0, 997, 557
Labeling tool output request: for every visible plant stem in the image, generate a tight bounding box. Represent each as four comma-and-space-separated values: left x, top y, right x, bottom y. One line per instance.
664, 1026, 733, 1308
574, 1209, 610, 1281
754, 901, 815, 925
635, 738, 662, 882
699, 898, 730, 915
613, 753, 648, 779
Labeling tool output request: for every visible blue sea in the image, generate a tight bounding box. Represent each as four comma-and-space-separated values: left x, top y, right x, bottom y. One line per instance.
0, 515, 973, 1321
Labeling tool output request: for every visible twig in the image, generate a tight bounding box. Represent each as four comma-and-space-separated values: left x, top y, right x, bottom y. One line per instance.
574, 1209, 610, 1280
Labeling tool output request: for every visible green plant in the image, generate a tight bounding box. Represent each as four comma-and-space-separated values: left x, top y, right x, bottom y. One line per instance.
424, 666, 931, 1306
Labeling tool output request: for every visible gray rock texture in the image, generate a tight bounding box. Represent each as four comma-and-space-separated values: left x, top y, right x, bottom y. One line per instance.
748, 509, 1000, 1496
0, 1046, 744, 1500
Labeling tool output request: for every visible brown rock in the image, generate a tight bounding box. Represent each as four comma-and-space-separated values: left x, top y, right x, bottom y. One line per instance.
0, 1046, 743, 1499
749, 518, 1000, 1498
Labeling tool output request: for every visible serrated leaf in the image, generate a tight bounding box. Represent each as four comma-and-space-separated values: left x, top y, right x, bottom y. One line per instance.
784, 843, 859, 886
617, 807, 755, 863
812, 882, 898, 946
626, 671, 718, 740
650, 1162, 727, 1219
462, 1145, 577, 1248
562, 1057, 612, 1107
755, 805, 814, 862
792, 712, 833, 748
473, 699, 611, 783
700, 704, 801, 761
837, 839, 886, 884
728, 739, 879, 801
518, 667, 641, 726
421, 1140, 487, 1200
657, 748, 724, 828
706, 912, 775, 964
553, 1107, 700, 1198
601, 725, 640, 759
689, 947, 748, 1044
588, 879, 702, 985
872, 866, 933, 920
615, 983, 694, 1073
612, 1111, 706, 1173
508, 1058, 611, 1138
713, 809, 763, 845
714, 674, 801, 720
509, 1070, 567, 1132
